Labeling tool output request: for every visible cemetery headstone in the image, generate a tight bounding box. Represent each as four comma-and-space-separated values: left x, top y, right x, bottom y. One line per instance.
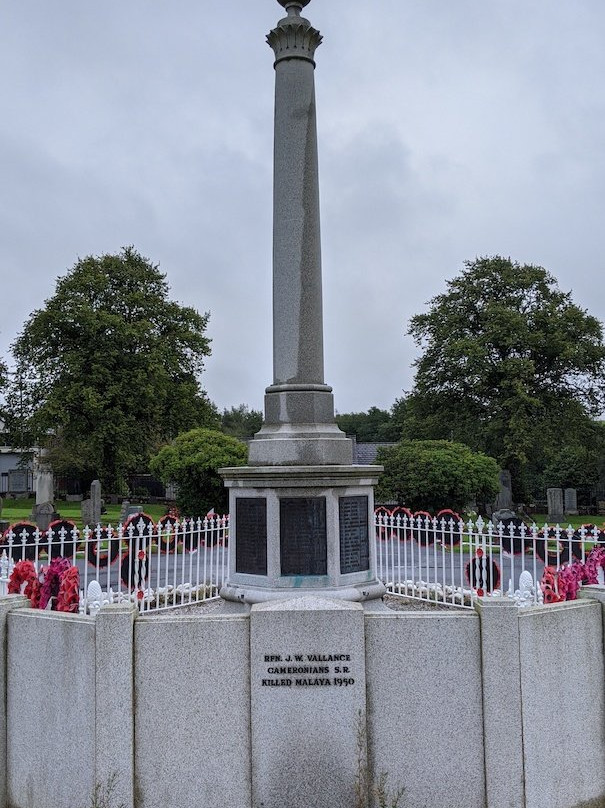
124, 505, 144, 521
547, 488, 564, 523
494, 469, 514, 510
119, 500, 131, 523
33, 502, 59, 532
81, 499, 93, 526
35, 467, 54, 505
8, 469, 28, 495
90, 480, 102, 526
492, 508, 517, 526
564, 488, 578, 516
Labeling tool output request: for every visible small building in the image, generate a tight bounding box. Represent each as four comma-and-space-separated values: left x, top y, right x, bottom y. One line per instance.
0, 420, 34, 496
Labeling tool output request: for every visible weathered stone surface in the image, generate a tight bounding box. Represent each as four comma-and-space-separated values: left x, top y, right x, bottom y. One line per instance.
494, 469, 514, 509
35, 467, 53, 505
7, 610, 96, 808
251, 597, 365, 808
81, 497, 93, 526
476, 598, 525, 808
90, 479, 102, 525
32, 501, 58, 531
519, 601, 605, 808
365, 610, 485, 808
134, 613, 251, 808
564, 487, 578, 515
0, 596, 29, 808
95, 604, 137, 808
221, 465, 384, 603
547, 487, 564, 522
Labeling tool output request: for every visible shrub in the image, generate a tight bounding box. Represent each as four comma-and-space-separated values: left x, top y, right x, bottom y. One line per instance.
150, 428, 247, 517
375, 439, 499, 513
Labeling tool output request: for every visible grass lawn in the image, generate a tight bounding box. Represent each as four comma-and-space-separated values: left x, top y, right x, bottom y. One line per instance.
530, 513, 605, 529
0, 498, 168, 530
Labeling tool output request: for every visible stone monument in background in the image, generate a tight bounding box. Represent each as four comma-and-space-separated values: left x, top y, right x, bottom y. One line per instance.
564, 487, 578, 516
31, 452, 58, 530
220, 0, 384, 605
81, 479, 102, 527
547, 487, 564, 523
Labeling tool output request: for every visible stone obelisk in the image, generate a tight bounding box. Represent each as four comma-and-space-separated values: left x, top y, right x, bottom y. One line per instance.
248, 0, 351, 467
220, 0, 384, 603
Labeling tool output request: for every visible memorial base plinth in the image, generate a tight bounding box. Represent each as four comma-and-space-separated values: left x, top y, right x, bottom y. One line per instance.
219, 465, 385, 604
250, 597, 366, 808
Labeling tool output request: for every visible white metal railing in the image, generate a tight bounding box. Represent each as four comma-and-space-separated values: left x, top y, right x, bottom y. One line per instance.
4, 509, 604, 614
0, 515, 229, 614
375, 510, 605, 608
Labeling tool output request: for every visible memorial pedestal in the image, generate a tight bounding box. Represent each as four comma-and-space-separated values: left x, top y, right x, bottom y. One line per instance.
250, 597, 366, 808
220, 465, 385, 603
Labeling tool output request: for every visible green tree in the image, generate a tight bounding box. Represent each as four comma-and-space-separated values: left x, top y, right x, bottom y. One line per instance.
150, 428, 248, 516
221, 404, 263, 440
543, 445, 602, 490
335, 407, 399, 442
6, 248, 218, 491
400, 257, 605, 499
375, 440, 500, 513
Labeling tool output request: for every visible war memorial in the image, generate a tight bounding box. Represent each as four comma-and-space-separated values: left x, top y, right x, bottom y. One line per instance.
0, 2, 604, 807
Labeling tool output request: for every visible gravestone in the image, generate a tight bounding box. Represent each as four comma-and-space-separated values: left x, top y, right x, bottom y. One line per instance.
90, 480, 102, 526
494, 469, 514, 510
8, 469, 28, 495
33, 502, 58, 532
35, 467, 54, 505
81, 499, 93, 526
492, 508, 517, 526
547, 488, 564, 523
564, 488, 578, 516
119, 500, 131, 523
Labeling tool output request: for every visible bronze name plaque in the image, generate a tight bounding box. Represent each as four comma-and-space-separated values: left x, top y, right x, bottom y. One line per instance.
280, 497, 327, 576
339, 495, 369, 574
236, 497, 268, 575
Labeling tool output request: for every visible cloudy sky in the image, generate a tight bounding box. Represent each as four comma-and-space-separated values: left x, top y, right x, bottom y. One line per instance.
1, 0, 604, 415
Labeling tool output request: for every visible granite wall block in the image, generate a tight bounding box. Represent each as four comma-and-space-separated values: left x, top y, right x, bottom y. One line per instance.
519, 600, 605, 808
134, 613, 251, 808
7, 610, 96, 808
365, 611, 485, 808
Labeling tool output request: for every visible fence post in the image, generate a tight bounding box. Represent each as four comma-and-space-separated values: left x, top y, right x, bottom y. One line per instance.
475, 598, 525, 808
95, 603, 137, 808
0, 595, 30, 808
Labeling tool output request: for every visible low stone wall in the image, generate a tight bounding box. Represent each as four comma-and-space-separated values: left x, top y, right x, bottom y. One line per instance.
0, 589, 603, 808
6, 609, 96, 808
519, 600, 605, 808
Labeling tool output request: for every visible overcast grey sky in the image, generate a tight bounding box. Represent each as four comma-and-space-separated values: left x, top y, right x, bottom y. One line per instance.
1, 1, 604, 415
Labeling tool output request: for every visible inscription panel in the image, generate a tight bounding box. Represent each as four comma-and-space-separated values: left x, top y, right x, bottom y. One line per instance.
280, 498, 327, 576
339, 495, 369, 574
260, 651, 355, 688
236, 497, 268, 575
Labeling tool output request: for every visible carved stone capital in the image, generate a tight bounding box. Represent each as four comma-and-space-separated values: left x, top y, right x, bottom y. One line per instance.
267, 16, 322, 66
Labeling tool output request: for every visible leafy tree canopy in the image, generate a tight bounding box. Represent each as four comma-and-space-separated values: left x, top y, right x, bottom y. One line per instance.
543, 445, 602, 491
221, 404, 263, 440
376, 439, 500, 513
397, 256, 605, 499
150, 428, 248, 517
6, 247, 218, 490
335, 407, 399, 442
